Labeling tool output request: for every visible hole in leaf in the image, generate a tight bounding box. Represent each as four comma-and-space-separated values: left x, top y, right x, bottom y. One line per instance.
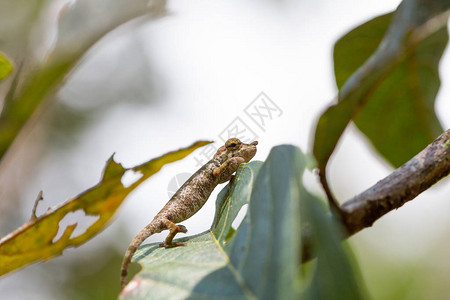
231, 204, 248, 229
121, 169, 143, 188
52, 209, 100, 243
224, 204, 248, 242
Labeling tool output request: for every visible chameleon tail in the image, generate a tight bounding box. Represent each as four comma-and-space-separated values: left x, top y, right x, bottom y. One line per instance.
120, 221, 162, 289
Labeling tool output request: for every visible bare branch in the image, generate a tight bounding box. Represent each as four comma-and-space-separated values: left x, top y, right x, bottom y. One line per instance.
302, 129, 450, 262
341, 128, 450, 235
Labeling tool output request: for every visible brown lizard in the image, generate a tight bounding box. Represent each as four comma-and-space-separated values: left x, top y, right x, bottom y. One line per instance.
120, 138, 258, 288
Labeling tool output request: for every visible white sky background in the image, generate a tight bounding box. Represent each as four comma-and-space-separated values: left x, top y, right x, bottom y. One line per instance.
2, 0, 450, 299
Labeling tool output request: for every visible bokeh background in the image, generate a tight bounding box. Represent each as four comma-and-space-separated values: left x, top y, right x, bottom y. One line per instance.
0, 0, 449, 299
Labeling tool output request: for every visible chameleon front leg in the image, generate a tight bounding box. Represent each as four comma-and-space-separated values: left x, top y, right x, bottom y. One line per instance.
213, 157, 245, 183
159, 219, 188, 248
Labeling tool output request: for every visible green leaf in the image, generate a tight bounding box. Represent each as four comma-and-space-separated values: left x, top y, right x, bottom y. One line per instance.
302, 194, 366, 300
121, 146, 365, 300
334, 12, 447, 168
0, 140, 211, 276
314, 0, 449, 171
334, 14, 392, 91
0, 0, 166, 162
120, 161, 263, 300
0, 52, 13, 81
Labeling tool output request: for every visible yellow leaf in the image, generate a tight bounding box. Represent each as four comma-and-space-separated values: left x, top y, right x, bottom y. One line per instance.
0, 140, 212, 276
0, 52, 13, 81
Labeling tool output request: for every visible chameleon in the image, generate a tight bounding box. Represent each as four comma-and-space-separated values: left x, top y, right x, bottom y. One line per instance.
120, 138, 258, 288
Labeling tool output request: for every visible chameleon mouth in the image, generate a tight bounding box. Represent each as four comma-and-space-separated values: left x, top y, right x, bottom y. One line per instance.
241, 141, 258, 162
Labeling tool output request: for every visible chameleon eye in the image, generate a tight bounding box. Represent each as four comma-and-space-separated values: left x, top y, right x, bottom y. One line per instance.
225, 138, 241, 149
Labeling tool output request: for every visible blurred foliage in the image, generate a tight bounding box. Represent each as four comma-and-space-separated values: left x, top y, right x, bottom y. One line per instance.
121, 146, 366, 300
0, 1, 170, 298
0, 0, 166, 162
45, 236, 141, 300
314, 0, 449, 173
0, 52, 13, 81
333, 13, 447, 168
0, 0, 47, 59
0, 140, 211, 276
47, 35, 164, 150
44, 102, 92, 149
59, 244, 127, 300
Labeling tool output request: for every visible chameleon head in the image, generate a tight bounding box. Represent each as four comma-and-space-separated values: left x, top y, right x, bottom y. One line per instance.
214, 138, 258, 164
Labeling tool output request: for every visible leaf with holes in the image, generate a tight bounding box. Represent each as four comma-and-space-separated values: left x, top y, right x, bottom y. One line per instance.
314, 0, 449, 171
121, 146, 365, 300
0, 140, 211, 277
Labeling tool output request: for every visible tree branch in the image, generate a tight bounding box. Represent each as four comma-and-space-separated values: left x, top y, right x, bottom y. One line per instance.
341, 128, 450, 235
302, 129, 450, 262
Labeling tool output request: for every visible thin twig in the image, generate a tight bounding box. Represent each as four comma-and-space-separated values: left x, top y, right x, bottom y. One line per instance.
319, 170, 346, 223
30, 190, 44, 221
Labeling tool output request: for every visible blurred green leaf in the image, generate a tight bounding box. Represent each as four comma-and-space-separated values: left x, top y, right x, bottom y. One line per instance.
0, 0, 166, 162
333, 12, 447, 167
0, 52, 13, 81
60, 244, 126, 300
302, 192, 366, 300
121, 146, 364, 300
313, 0, 449, 172
334, 14, 392, 92
0, 140, 211, 276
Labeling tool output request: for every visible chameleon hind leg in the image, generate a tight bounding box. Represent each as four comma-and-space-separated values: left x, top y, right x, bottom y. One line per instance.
159, 219, 188, 248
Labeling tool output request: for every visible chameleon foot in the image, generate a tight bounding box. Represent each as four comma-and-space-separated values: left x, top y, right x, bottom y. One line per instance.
159, 221, 188, 248
159, 241, 187, 248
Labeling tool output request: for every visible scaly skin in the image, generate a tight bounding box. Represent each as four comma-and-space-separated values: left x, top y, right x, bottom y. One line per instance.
120, 138, 258, 288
